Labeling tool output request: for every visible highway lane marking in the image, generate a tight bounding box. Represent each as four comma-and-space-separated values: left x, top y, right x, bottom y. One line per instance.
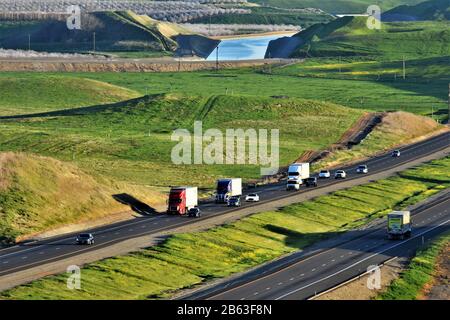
274, 218, 450, 300
203, 199, 450, 300
290, 278, 295, 281
266, 287, 271, 290
2, 140, 449, 275
311, 268, 316, 272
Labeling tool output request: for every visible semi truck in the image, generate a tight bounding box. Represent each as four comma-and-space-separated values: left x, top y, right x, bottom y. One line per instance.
167, 187, 198, 215
286, 163, 310, 190
387, 211, 412, 240
215, 178, 242, 204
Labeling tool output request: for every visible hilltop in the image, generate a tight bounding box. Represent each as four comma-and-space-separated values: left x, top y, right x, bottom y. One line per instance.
265, 16, 450, 59
383, 0, 450, 21
0, 74, 140, 116
249, 0, 424, 14
0, 10, 219, 58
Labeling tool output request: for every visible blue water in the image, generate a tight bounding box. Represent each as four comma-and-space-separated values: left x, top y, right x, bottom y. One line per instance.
206, 33, 294, 61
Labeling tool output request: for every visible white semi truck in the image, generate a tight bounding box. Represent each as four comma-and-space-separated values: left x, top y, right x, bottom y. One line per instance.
387, 211, 412, 240
215, 178, 242, 203
286, 163, 310, 190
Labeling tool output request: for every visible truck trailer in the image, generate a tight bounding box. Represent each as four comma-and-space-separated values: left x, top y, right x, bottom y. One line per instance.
387, 211, 412, 240
215, 178, 242, 204
167, 187, 198, 215
286, 163, 310, 190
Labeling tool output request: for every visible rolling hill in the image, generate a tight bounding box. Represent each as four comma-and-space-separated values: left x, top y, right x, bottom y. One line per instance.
383, 0, 450, 21
0, 152, 164, 243
265, 16, 450, 59
0, 10, 219, 58
249, 0, 425, 14
0, 74, 140, 116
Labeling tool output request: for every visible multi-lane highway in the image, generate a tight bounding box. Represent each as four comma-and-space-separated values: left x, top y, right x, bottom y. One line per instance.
188, 193, 450, 300
0, 131, 448, 279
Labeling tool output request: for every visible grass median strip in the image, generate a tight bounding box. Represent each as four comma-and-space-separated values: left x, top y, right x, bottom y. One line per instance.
377, 231, 450, 300
1, 157, 449, 300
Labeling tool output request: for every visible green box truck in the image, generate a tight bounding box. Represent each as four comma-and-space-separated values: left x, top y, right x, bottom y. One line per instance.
387, 211, 412, 240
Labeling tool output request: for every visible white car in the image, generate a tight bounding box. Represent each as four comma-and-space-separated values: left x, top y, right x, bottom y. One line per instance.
334, 170, 347, 179
245, 193, 260, 202
356, 165, 369, 174
318, 170, 331, 178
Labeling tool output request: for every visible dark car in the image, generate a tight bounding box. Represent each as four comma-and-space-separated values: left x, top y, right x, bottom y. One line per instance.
188, 207, 201, 218
76, 233, 94, 245
392, 150, 401, 157
305, 177, 318, 187
227, 196, 241, 207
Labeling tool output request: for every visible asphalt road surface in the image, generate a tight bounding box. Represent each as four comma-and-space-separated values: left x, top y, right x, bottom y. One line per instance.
0, 131, 448, 278
194, 194, 450, 300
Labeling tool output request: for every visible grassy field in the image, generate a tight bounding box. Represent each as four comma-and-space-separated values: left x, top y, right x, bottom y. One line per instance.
0, 75, 140, 116
0, 94, 365, 188
377, 231, 450, 300
313, 111, 445, 169
0, 152, 165, 243
249, 0, 424, 13
190, 6, 333, 27
2, 156, 448, 299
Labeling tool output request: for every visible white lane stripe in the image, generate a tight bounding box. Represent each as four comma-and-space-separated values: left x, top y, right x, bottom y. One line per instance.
275, 218, 450, 300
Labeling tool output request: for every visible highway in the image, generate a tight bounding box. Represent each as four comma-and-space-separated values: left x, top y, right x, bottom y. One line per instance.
190, 193, 450, 300
0, 131, 448, 279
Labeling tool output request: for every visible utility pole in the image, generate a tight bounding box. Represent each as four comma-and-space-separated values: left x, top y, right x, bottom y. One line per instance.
93, 32, 96, 52
339, 56, 341, 73
28, 34, 31, 51
216, 45, 219, 72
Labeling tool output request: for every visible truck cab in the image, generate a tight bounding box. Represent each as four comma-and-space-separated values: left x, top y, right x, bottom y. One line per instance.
286, 163, 310, 191
167, 187, 198, 215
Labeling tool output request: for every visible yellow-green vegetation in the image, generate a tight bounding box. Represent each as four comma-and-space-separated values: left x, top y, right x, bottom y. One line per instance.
0, 152, 165, 243
0, 94, 365, 188
0, 75, 140, 116
2, 157, 448, 300
377, 232, 450, 300
314, 111, 446, 169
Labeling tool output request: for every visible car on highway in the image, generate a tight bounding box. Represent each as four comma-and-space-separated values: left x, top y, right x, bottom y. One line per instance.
318, 170, 331, 179
305, 177, 318, 187
227, 196, 241, 207
245, 193, 260, 202
334, 170, 347, 179
356, 165, 368, 174
392, 150, 401, 157
188, 207, 201, 218
76, 233, 94, 245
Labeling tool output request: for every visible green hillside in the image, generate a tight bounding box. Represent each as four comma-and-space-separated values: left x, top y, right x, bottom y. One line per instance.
0, 94, 365, 188
249, 0, 424, 13
0, 75, 140, 116
383, 0, 450, 21
266, 17, 450, 60
0, 11, 217, 58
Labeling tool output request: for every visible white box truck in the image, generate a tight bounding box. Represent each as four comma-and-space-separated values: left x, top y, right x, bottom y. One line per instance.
286, 163, 310, 191
387, 211, 412, 240
215, 178, 242, 203
167, 187, 198, 215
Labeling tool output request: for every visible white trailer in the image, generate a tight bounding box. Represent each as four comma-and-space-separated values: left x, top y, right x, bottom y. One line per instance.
387, 211, 412, 240
286, 163, 310, 190
167, 187, 198, 215
215, 178, 242, 203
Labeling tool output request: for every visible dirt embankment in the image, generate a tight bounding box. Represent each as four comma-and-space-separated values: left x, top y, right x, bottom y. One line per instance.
0, 58, 291, 73
420, 242, 450, 300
